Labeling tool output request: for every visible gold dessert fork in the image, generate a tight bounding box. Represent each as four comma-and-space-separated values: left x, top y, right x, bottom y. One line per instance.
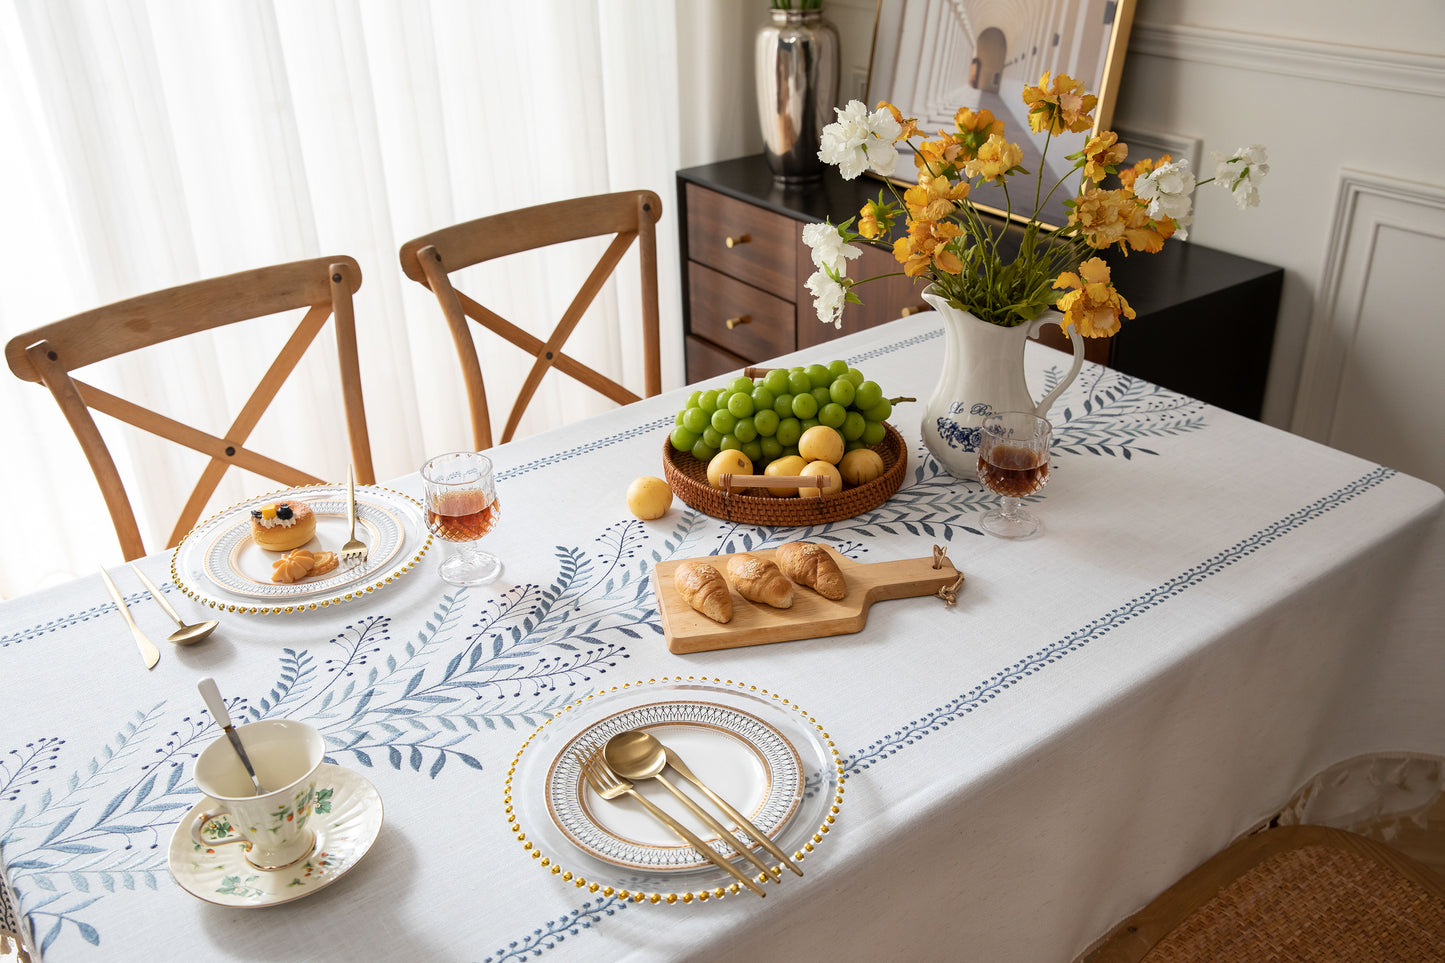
339, 465, 367, 566
581, 750, 766, 897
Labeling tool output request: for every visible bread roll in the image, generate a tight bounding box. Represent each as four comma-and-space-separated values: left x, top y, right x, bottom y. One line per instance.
776, 542, 847, 600
726, 554, 793, 609
250, 500, 316, 552
674, 560, 732, 623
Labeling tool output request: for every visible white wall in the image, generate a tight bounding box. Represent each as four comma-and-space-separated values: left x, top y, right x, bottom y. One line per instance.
677, 0, 1445, 489
1117, 0, 1445, 490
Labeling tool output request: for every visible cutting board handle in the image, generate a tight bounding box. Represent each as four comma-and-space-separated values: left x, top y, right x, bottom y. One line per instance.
853, 554, 961, 604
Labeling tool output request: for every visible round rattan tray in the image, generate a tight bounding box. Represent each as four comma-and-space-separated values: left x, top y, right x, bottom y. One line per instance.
661, 423, 907, 525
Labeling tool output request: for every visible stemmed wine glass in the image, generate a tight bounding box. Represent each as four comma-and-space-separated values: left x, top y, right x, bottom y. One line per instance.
976, 411, 1052, 539
422, 451, 502, 585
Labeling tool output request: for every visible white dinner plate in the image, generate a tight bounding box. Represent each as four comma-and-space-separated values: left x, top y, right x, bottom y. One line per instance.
171, 484, 431, 613
545, 700, 803, 871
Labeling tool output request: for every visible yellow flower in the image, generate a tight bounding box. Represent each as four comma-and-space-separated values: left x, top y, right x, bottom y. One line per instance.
1121, 202, 1175, 254
1120, 154, 1171, 191
857, 197, 899, 240
904, 171, 970, 222
1069, 187, 1136, 249
879, 101, 920, 142
962, 134, 1023, 184
1053, 257, 1135, 338
1081, 131, 1128, 183
893, 219, 964, 278
952, 107, 1004, 159
1022, 71, 1097, 135
914, 136, 963, 178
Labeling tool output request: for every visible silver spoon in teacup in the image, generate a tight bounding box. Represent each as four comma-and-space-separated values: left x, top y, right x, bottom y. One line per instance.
198, 677, 265, 795
130, 565, 218, 645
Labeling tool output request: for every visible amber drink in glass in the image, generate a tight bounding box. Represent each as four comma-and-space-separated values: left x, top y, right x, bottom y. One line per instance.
422, 452, 502, 585
977, 412, 1051, 539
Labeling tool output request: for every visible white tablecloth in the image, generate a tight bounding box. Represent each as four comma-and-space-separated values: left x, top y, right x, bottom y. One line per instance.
2, 314, 1442, 962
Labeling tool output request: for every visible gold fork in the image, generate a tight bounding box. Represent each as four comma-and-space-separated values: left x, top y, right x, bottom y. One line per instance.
339, 465, 367, 566
581, 750, 767, 897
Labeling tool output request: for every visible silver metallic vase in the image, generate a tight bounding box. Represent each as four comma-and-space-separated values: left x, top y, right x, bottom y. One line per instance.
755, 8, 839, 184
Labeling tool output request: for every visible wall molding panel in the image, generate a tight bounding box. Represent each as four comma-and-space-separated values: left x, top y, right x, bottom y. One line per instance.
1129, 23, 1445, 97
1292, 171, 1445, 480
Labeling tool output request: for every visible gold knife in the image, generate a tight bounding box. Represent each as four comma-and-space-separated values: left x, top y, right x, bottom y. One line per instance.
662, 744, 804, 876
98, 568, 160, 670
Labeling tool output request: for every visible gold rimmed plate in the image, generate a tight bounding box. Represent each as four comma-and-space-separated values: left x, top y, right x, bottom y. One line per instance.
507, 677, 846, 904
544, 700, 803, 872
171, 484, 431, 614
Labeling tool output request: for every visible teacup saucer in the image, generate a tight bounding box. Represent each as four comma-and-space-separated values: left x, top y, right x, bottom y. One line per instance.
167, 763, 383, 908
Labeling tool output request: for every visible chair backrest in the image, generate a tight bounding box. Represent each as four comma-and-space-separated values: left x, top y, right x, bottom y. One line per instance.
4, 256, 374, 560
398, 190, 662, 450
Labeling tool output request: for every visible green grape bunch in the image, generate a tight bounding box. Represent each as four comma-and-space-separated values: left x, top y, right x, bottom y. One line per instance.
668, 359, 913, 471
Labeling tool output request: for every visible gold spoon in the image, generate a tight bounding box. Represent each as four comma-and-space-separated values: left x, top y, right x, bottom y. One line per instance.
608, 729, 803, 877
603, 730, 783, 882
130, 566, 219, 645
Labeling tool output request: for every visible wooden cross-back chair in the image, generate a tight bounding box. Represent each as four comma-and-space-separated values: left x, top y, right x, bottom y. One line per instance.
398, 189, 662, 451
4, 256, 375, 561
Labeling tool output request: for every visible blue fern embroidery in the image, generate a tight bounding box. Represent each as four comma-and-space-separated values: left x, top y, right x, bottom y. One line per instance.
1049, 366, 1207, 458
482, 897, 627, 963
2, 707, 219, 953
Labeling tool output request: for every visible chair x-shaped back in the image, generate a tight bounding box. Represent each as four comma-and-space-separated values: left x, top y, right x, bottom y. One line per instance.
4, 256, 374, 559
399, 190, 662, 450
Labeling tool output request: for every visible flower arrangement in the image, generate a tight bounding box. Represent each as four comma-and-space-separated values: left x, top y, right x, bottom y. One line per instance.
804, 73, 1269, 338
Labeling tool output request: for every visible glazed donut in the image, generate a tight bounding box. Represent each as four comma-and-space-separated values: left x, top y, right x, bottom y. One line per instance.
249, 500, 317, 552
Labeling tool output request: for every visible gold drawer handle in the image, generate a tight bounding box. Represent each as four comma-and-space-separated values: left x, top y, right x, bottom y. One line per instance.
900, 304, 926, 317
724, 233, 751, 248
725, 315, 752, 329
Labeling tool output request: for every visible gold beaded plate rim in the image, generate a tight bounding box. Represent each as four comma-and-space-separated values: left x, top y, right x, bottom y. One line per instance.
170, 483, 432, 615
505, 676, 847, 905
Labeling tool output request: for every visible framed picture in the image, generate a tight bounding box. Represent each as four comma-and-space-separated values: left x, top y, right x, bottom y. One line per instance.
866, 0, 1137, 230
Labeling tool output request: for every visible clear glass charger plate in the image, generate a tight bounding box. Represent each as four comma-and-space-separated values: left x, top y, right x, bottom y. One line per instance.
170, 483, 431, 614
505, 676, 846, 904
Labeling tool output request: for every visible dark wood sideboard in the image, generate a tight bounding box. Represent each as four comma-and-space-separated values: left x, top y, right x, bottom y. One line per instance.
676, 154, 1284, 419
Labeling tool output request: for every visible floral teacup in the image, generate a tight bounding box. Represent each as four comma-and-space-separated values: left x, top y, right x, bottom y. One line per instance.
190, 719, 325, 870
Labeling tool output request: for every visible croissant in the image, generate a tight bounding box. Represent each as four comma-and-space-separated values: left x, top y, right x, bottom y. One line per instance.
674, 560, 733, 623
726, 554, 794, 609
775, 542, 847, 600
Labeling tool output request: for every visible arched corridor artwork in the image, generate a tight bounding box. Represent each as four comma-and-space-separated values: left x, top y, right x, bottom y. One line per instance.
867, 0, 1136, 228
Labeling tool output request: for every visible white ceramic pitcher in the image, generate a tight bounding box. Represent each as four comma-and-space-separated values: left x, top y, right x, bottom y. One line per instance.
919, 285, 1085, 480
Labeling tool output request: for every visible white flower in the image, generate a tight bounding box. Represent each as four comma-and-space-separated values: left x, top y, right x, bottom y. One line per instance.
818, 100, 902, 180
1135, 158, 1196, 238
806, 266, 850, 329
801, 221, 861, 273
1212, 144, 1270, 209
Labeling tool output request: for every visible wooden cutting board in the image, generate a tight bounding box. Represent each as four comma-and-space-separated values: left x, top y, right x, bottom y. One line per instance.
651, 545, 962, 654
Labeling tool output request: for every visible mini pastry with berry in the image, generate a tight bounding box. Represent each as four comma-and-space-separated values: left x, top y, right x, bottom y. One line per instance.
249, 500, 316, 552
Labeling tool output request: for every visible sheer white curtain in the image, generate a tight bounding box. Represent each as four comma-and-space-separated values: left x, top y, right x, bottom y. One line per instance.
0, 0, 685, 599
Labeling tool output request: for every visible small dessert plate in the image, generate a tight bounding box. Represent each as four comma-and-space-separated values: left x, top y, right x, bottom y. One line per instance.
167, 763, 383, 908
171, 484, 431, 613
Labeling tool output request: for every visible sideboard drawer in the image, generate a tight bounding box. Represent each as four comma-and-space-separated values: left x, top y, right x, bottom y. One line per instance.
688, 263, 795, 362
686, 183, 796, 297
685, 334, 749, 383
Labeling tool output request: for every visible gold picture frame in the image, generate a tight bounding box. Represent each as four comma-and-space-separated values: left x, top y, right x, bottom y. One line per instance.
865, 0, 1137, 230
